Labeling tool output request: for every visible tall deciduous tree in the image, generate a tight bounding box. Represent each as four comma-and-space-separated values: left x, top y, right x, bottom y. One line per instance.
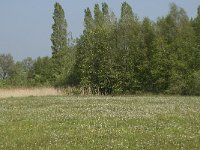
113, 2, 141, 93
51, 2, 68, 57
51, 2, 73, 85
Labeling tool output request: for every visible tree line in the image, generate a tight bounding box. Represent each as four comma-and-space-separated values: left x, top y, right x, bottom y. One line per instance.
0, 2, 200, 95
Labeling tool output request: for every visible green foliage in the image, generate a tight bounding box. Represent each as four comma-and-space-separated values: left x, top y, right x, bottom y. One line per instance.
72, 2, 200, 95
1, 2, 199, 95
33, 57, 54, 86
51, 2, 68, 57
0, 54, 15, 80
9, 62, 28, 86
192, 5, 200, 71
84, 8, 94, 31
94, 4, 104, 27
112, 2, 142, 93
75, 3, 115, 93
50, 2, 74, 86
0, 55, 35, 87
140, 18, 156, 92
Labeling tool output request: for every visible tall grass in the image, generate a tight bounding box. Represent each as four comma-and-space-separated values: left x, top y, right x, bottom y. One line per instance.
0, 87, 63, 98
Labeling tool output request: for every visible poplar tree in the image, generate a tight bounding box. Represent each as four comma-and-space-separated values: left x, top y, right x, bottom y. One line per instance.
84, 8, 94, 31
76, 3, 115, 93
94, 4, 104, 27
51, 2, 70, 85
114, 2, 141, 93
51, 2, 68, 57
75, 7, 94, 90
102, 3, 111, 24
93, 3, 115, 91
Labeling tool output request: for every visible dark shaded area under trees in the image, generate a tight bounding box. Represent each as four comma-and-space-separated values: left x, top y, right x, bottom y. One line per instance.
0, 2, 200, 95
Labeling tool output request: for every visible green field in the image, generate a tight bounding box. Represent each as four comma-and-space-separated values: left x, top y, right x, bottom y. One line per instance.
0, 96, 200, 149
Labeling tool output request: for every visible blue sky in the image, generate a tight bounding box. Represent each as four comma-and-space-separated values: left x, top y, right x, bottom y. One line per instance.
0, 0, 199, 61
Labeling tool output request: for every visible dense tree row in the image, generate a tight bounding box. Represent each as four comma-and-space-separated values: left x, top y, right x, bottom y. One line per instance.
0, 54, 34, 87
0, 2, 199, 95
73, 2, 200, 95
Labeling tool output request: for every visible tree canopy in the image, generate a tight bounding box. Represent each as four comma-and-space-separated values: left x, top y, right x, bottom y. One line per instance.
1, 2, 199, 95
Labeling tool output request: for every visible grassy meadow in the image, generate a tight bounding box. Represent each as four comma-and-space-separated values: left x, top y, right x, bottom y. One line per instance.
0, 95, 200, 149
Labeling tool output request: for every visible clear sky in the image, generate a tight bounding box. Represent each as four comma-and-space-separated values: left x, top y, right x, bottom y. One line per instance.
0, 0, 199, 61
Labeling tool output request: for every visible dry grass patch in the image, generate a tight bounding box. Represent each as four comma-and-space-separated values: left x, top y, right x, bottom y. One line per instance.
0, 87, 63, 98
